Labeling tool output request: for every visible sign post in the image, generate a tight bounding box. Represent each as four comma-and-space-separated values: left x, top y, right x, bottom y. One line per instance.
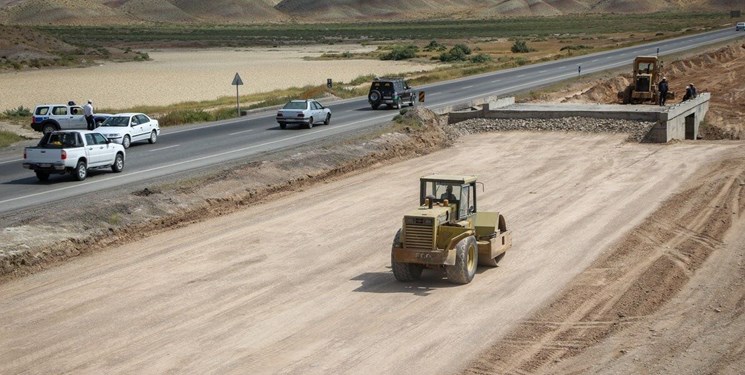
326, 78, 333, 89
577, 65, 581, 77
232, 73, 244, 117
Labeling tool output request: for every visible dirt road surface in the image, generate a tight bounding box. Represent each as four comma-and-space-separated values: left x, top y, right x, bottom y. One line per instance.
0, 132, 741, 374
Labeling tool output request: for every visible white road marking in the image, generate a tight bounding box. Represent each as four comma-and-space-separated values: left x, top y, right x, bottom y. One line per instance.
149, 145, 179, 152
461, 85, 474, 89
0, 158, 22, 165
591, 59, 599, 62
491, 79, 502, 83
229, 129, 257, 136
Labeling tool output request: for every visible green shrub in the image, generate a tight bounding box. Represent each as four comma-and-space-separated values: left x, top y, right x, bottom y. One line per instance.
511, 40, 535, 53
4, 106, 32, 117
470, 54, 492, 63
439, 44, 472, 62
213, 107, 238, 121
159, 109, 213, 126
381, 44, 418, 60
0, 130, 24, 148
424, 40, 446, 52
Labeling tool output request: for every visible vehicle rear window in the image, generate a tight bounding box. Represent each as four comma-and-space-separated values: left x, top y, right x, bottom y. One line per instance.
35, 107, 49, 115
282, 101, 307, 110
45, 132, 79, 148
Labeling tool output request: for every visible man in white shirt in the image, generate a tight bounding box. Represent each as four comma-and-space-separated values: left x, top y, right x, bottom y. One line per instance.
83, 100, 95, 130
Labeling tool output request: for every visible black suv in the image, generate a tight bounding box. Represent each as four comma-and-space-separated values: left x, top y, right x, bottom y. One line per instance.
367, 77, 415, 110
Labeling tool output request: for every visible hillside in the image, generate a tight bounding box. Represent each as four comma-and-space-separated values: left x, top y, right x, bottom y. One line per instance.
0, 0, 738, 25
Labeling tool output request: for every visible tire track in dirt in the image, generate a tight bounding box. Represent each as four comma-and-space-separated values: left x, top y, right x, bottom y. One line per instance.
461, 154, 745, 374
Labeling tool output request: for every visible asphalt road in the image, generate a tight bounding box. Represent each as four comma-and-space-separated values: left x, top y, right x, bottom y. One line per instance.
0, 28, 742, 214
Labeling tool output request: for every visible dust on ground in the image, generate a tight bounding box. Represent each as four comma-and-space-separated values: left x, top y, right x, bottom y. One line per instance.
1, 42, 745, 374
1, 120, 742, 373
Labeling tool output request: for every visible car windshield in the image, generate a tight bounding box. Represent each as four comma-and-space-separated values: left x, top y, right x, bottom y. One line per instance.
283, 101, 307, 110
101, 116, 130, 127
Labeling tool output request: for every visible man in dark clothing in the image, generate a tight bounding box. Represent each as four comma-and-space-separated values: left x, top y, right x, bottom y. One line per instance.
440, 185, 458, 203
683, 85, 693, 101
689, 83, 697, 98
658, 77, 669, 106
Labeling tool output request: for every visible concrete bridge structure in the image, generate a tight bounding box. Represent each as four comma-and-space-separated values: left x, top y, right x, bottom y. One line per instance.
447, 94, 711, 143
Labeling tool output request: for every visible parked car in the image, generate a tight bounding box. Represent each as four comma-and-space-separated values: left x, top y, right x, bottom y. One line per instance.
367, 77, 415, 110
276, 99, 331, 129
737, 22, 745, 31
97, 113, 160, 149
23, 130, 125, 182
31, 103, 110, 134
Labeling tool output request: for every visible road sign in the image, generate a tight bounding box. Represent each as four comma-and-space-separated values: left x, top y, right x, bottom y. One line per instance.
233, 73, 243, 117
327, 78, 333, 89
418, 91, 425, 103
232, 73, 244, 86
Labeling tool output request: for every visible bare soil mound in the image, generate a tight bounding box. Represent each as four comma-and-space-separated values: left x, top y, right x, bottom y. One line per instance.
532, 42, 745, 140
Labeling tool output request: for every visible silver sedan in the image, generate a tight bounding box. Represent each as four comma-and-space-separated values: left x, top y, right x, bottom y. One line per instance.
276, 99, 331, 129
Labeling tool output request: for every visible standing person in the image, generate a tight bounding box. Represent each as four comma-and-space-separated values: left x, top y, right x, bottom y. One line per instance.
689, 83, 697, 98
83, 100, 95, 130
658, 77, 669, 106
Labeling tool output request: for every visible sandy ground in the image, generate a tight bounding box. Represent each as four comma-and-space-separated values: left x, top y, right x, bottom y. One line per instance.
0, 44, 438, 111
0, 131, 741, 374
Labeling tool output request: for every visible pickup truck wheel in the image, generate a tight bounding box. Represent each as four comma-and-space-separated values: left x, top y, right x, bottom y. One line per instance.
307, 117, 314, 129
148, 131, 157, 144
324, 114, 331, 125
35, 171, 49, 182
122, 135, 131, 149
279, 122, 286, 129
111, 153, 124, 173
42, 123, 56, 134
446, 236, 478, 284
74, 160, 87, 181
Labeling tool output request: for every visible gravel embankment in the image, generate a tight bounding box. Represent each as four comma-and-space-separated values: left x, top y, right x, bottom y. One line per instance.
450, 117, 656, 142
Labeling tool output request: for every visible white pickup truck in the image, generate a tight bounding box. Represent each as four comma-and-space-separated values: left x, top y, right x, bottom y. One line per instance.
23, 130, 126, 182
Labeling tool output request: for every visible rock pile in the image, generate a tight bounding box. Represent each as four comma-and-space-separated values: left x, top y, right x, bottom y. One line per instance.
450, 117, 656, 142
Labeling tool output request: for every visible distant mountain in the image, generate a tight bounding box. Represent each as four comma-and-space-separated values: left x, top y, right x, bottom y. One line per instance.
0, 0, 737, 25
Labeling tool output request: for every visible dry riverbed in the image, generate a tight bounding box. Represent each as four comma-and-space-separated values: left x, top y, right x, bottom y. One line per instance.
0, 44, 438, 111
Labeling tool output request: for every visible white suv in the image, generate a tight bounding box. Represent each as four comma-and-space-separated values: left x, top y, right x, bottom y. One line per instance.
737, 22, 745, 31
31, 102, 109, 134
